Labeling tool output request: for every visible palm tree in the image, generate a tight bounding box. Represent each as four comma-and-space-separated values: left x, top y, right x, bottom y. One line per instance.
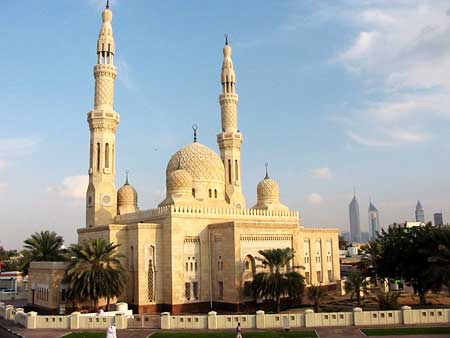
251, 248, 305, 313
307, 284, 327, 312
65, 238, 127, 312
345, 272, 368, 307
21, 231, 66, 274
358, 241, 382, 285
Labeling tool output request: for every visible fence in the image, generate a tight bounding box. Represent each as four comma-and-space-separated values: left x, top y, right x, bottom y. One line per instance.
1, 301, 449, 330
0, 291, 28, 301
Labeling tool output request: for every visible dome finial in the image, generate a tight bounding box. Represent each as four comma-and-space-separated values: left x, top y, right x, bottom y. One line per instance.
225, 34, 228, 46
106, 0, 110, 9
125, 170, 129, 185
265, 162, 269, 179
192, 124, 198, 142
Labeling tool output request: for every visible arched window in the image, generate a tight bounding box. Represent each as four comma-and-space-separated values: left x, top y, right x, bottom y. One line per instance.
105, 143, 110, 169
96, 143, 101, 171
195, 262, 198, 271
235, 160, 239, 181
228, 160, 232, 184
185, 262, 188, 271
192, 188, 196, 198
209, 189, 212, 198
190, 262, 193, 271
214, 189, 217, 198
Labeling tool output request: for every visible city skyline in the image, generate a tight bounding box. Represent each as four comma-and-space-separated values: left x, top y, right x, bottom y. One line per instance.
2, 0, 450, 249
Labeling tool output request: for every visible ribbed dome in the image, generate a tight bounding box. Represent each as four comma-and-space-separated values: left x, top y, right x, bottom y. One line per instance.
257, 177, 280, 202
118, 183, 138, 206
167, 168, 192, 193
166, 143, 225, 185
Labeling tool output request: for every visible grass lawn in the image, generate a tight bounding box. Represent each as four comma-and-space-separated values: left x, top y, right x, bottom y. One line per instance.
63, 331, 317, 338
151, 331, 317, 338
362, 327, 450, 336
63, 333, 105, 338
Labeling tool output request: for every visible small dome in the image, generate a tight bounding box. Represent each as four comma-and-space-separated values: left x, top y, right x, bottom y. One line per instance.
102, 8, 113, 23
257, 177, 280, 202
118, 182, 138, 207
166, 142, 225, 186
167, 168, 192, 193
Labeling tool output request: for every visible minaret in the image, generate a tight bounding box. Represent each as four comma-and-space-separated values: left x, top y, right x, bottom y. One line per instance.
217, 36, 246, 208
86, 2, 120, 227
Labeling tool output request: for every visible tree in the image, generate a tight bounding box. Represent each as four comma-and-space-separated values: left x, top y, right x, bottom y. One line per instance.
375, 290, 401, 310
21, 231, 66, 274
65, 238, 127, 312
376, 224, 436, 305
251, 248, 305, 313
307, 284, 327, 312
423, 225, 450, 296
338, 235, 348, 250
358, 241, 382, 285
345, 272, 368, 306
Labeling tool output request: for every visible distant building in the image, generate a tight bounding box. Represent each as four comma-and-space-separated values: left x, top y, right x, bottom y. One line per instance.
368, 200, 380, 240
341, 231, 350, 243
415, 201, 425, 223
349, 193, 361, 242
434, 212, 444, 226
360, 232, 370, 243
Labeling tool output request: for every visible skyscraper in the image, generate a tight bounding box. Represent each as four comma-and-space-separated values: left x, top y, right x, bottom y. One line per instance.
434, 212, 444, 226
415, 201, 425, 223
349, 193, 361, 242
368, 200, 380, 240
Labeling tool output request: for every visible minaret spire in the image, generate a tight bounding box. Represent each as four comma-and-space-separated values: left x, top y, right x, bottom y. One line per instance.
265, 162, 269, 179
86, 5, 120, 227
217, 36, 246, 208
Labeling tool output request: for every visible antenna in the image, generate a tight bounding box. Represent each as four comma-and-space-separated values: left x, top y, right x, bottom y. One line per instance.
125, 170, 129, 185
225, 34, 228, 45
106, 0, 110, 9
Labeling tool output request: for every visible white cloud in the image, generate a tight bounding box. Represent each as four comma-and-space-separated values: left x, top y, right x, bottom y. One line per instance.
339, 31, 378, 61
328, 1, 450, 146
49, 175, 89, 200
311, 167, 333, 179
348, 129, 430, 147
0, 137, 37, 156
308, 193, 323, 205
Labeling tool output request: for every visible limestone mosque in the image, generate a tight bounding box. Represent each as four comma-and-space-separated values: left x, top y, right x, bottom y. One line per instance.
29, 3, 340, 314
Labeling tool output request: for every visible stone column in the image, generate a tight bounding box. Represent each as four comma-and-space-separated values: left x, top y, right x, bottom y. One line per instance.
256, 310, 265, 329
304, 309, 315, 327
401, 305, 412, 325
69, 312, 81, 329
353, 307, 363, 326
14, 308, 24, 325
115, 313, 127, 329
26, 311, 38, 329
161, 312, 171, 329
208, 311, 217, 329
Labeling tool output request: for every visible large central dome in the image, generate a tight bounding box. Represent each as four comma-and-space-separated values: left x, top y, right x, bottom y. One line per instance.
166, 142, 225, 185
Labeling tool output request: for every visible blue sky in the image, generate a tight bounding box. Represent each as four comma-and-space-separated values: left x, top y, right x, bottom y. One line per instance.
1, 0, 450, 249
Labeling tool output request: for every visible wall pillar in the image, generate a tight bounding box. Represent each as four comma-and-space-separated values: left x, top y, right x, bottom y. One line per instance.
161, 312, 171, 329
304, 309, 315, 327
401, 305, 412, 325
353, 307, 363, 326
208, 311, 217, 329
115, 313, 127, 329
70, 312, 80, 329
26, 311, 38, 329
14, 308, 24, 325
5, 305, 14, 320
256, 310, 265, 329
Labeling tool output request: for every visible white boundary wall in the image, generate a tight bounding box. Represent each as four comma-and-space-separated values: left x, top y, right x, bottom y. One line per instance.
1, 302, 449, 330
